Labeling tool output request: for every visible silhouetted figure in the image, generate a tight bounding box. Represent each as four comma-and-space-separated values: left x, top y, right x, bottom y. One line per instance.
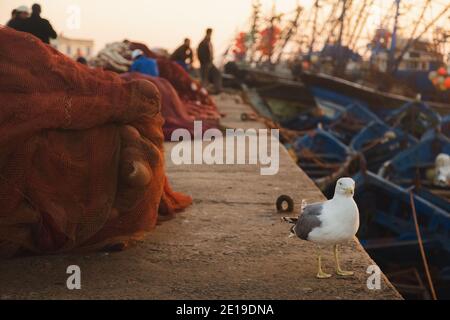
130, 49, 160, 77
197, 28, 222, 94
6, 9, 17, 27
76, 57, 88, 65
25, 4, 57, 44
171, 38, 193, 71
7, 6, 29, 32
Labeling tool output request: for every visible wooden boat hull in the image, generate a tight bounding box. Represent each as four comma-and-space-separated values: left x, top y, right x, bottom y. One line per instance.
301, 72, 450, 117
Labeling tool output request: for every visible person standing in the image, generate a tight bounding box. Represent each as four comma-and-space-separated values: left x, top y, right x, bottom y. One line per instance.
7, 6, 29, 32
130, 49, 160, 77
25, 3, 57, 44
6, 9, 18, 27
170, 38, 193, 71
76, 57, 88, 65
197, 28, 222, 94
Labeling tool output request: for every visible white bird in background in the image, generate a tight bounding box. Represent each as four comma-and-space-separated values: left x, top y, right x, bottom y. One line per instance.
282, 177, 360, 279
434, 153, 450, 187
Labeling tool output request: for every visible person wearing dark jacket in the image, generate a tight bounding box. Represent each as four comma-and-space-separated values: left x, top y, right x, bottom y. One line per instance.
6, 9, 18, 27
7, 6, 29, 32
171, 38, 193, 71
197, 28, 222, 94
25, 4, 57, 44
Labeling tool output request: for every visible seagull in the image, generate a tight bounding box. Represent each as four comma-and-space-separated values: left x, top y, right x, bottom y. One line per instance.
282, 177, 360, 279
434, 153, 450, 187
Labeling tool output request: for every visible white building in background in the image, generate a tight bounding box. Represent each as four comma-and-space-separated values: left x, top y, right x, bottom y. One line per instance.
371, 35, 444, 73
50, 34, 94, 59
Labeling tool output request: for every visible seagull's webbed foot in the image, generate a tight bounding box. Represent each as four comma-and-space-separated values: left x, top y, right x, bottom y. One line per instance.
316, 269, 332, 279
336, 269, 354, 277
316, 251, 332, 279
334, 244, 354, 277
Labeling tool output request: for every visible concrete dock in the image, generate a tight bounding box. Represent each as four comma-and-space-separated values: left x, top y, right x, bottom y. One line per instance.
0, 92, 402, 300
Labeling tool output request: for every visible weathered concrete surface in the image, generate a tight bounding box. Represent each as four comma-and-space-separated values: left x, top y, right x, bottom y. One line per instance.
0, 92, 402, 300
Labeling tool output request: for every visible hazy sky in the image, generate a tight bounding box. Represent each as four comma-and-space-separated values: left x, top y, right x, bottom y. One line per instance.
0, 0, 305, 55
1, 0, 448, 59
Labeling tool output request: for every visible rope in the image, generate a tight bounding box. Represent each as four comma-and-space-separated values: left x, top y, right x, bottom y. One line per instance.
361, 137, 385, 153
299, 148, 340, 169
409, 190, 438, 300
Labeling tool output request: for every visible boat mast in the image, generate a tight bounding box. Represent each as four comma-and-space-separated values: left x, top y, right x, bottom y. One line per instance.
347, 0, 371, 50
256, 2, 282, 66
336, 0, 347, 49
320, 1, 342, 50
387, 0, 401, 74
267, 4, 279, 65
274, 5, 303, 64
334, 0, 349, 74
308, 0, 320, 56
248, 0, 262, 64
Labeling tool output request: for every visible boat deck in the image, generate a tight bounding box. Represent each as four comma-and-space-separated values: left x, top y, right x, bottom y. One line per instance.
0, 92, 402, 300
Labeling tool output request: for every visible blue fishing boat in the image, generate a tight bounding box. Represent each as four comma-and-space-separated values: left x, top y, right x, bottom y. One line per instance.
380, 133, 450, 189
281, 101, 382, 144
293, 128, 358, 190
384, 101, 442, 139
279, 99, 348, 133
280, 110, 335, 132
423, 115, 450, 140
353, 171, 450, 298
242, 83, 321, 125
299, 0, 450, 119
325, 102, 384, 145
351, 122, 418, 172
301, 71, 450, 119
354, 171, 450, 248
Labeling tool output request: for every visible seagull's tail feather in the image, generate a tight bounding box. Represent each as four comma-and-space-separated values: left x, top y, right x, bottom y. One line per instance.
289, 225, 296, 238
281, 217, 298, 238
281, 217, 298, 224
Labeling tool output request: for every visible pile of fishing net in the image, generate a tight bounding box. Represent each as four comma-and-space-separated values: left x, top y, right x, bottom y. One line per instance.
0, 27, 192, 258
91, 40, 222, 138
91, 42, 132, 73
120, 73, 218, 138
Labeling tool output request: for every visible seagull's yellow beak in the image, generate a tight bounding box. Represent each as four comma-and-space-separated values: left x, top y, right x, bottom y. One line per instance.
345, 187, 354, 196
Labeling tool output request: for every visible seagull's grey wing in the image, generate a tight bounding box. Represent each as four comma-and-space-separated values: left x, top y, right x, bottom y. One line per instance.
294, 203, 323, 241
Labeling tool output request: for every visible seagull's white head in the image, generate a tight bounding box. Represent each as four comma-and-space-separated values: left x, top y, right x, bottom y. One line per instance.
435, 153, 450, 168
334, 177, 356, 198
434, 154, 450, 187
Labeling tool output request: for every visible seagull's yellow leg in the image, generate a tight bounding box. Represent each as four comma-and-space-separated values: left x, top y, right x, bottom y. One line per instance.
316, 247, 332, 279
334, 244, 354, 276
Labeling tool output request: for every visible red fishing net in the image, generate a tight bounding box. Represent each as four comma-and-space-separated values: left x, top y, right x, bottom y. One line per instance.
121, 72, 219, 138
0, 27, 192, 257
92, 40, 222, 138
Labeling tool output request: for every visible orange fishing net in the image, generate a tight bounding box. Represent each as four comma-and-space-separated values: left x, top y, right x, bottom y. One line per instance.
91, 41, 221, 139
129, 42, 222, 118
0, 27, 192, 258
121, 72, 219, 138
